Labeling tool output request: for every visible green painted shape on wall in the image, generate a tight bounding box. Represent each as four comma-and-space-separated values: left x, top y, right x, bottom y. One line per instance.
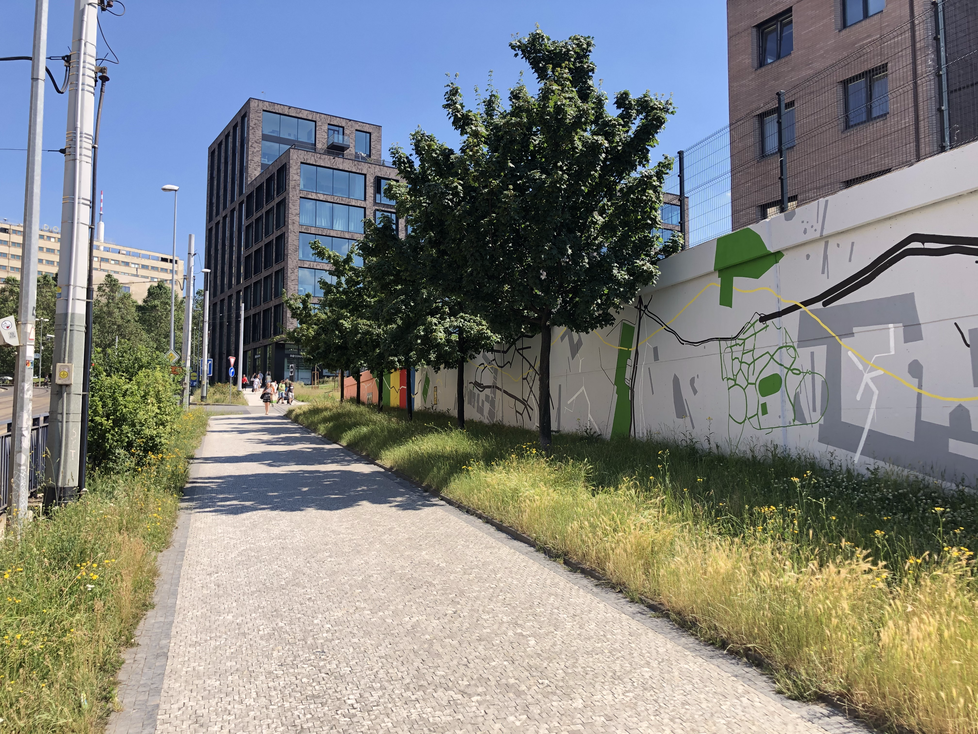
714, 228, 784, 308
761, 401, 769, 416
382, 374, 390, 407
611, 323, 636, 439
758, 372, 783, 398
422, 373, 430, 404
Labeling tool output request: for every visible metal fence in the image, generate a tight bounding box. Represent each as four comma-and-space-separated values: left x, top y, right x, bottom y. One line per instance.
664, 0, 978, 247
0, 413, 49, 514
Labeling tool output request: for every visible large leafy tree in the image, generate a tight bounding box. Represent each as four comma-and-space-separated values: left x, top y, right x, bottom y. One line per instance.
137, 281, 184, 355
93, 274, 147, 353
393, 30, 679, 449
0, 275, 58, 378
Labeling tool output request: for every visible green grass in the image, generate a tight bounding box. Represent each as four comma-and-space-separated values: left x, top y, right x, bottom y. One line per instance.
194, 382, 246, 405
0, 410, 209, 732
291, 399, 978, 734
293, 379, 339, 405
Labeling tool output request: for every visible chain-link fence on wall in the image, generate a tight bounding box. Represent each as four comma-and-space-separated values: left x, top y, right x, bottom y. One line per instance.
663, 0, 978, 248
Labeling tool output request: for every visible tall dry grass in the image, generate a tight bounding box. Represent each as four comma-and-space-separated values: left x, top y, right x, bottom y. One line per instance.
292, 400, 978, 734
0, 410, 209, 732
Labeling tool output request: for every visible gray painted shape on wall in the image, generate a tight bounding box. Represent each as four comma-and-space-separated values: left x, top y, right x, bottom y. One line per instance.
672, 374, 686, 420
970, 328, 978, 387
798, 294, 978, 478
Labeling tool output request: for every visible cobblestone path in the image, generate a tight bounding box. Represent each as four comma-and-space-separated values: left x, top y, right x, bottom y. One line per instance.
109, 408, 871, 733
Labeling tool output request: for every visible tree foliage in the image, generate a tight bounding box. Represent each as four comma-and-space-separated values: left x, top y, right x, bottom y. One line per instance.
137, 281, 184, 354
0, 275, 58, 379
93, 274, 147, 353
388, 29, 679, 447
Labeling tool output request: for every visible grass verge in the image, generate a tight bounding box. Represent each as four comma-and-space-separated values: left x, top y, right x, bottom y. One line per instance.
0, 410, 209, 732
291, 399, 978, 734
194, 383, 246, 405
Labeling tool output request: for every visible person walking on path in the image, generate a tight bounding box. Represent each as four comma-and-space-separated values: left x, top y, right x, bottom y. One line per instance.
261, 382, 273, 415
252, 373, 260, 393
286, 381, 295, 405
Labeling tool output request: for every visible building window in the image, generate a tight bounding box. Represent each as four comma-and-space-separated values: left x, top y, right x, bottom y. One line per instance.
264, 210, 274, 238
253, 283, 262, 308
327, 124, 344, 145
298, 233, 358, 263
244, 315, 251, 344
254, 247, 263, 274
245, 254, 253, 280
298, 267, 334, 297
299, 163, 366, 200
844, 0, 884, 27
845, 67, 889, 128
262, 308, 272, 340
263, 275, 272, 303
246, 192, 254, 219
255, 183, 264, 211
261, 112, 315, 170
265, 177, 276, 203
375, 210, 397, 228
758, 11, 792, 67
245, 223, 253, 250
375, 178, 396, 206
264, 243, 273, 274
254, 214, 264, 244
275, 200, 286, 230
355, 130, 371, 158
299, 198, 366, 234
273, 304, 284, 336
274, 234, 285, 263
274, 269, 284, 298
244, 285, 251, 310
276, 164, 287, 196
759, 196, 798, 220
760, 102, 796, 156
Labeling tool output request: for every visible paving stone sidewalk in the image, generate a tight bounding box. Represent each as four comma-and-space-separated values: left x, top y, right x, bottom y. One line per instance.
109, 405, 873, 734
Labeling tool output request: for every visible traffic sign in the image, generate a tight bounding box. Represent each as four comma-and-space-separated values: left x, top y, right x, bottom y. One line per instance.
229, 366, 235, 378
190, 372, 199, 382
167, 349, 179, 364
229, 356, 236, 367
201, 358, 213, 377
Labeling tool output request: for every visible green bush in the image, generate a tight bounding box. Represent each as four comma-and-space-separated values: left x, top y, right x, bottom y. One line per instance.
87, 344, 181, 470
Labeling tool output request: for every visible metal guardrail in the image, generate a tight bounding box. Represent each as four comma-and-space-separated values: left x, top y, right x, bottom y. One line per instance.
0, 413, 49, 514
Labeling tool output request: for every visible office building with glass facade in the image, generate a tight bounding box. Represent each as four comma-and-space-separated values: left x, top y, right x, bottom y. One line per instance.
204, 99, 401, 383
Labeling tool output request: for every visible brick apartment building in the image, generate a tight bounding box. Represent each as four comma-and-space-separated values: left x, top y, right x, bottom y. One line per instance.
727, 0, 978, 231
205, 100, 402, 383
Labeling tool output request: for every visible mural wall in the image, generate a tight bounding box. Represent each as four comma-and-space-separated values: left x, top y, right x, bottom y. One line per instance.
407, 144, 978, 483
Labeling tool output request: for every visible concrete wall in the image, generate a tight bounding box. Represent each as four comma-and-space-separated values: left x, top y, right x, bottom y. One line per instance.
410, 141, 978, 483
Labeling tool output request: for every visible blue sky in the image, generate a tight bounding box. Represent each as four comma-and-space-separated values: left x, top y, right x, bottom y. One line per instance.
0, 0, 729, 267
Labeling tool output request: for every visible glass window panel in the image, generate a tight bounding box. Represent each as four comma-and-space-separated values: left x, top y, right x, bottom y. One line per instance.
279, 115, 298, 141
376, 178, 396, 205
355, 130, 371, 157
246, 192, 254, 218
317, 167, 333, 195
315, 201, 332, 229
376, 210, 396, 227
265, 210, 274, 235
254, 215, 263, 242
300, 164, 317, 192
275, 201, 285, 230
661, 203, 681, 226
298, 267, 316, 296
262, 111, 280, 137
847, 77, 868, 126
255, 184, 264, 210
762, 113, 777, 155
780, 20, 792, 57
845, 0, 864, 25
275, 234, 284, 262
261, 140, 280, 167
263, 275, 272, 302
761, 26, 778, 65
349, 207, 365, 234
276, 165, 287, 193
333, 170, 350, 198
350, 172, 365, 201
867, 0, 885, 16
297, 118, 316, 144
871, 73, 889, 118
333, 203, 349, 232
254, 248, 262, 274
266, 178, 276, 202
299, 233, 321, 261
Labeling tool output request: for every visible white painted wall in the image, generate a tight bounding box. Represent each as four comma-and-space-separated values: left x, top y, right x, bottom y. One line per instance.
413, 141, 978, 483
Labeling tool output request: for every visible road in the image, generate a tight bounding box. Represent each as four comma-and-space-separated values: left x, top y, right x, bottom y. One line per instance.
0, 386, 51, 424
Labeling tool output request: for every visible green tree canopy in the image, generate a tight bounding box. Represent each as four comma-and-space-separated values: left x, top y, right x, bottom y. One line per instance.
93, 274, 147, 353
137, 281, 183, 354
389, 29, 679, 448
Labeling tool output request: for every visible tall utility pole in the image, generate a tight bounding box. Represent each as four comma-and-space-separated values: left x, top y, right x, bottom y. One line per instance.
162, 185, 178, 354
47, 0, 98, 505
181, 234, 195, 409
9, 0, 49, 527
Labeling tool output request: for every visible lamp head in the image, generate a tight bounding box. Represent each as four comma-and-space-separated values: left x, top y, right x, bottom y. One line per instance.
161, 184, 179, 192
201, 268, 211, 273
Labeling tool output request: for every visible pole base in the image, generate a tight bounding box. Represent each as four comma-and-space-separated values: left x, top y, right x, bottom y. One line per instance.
42, 484, 78, 512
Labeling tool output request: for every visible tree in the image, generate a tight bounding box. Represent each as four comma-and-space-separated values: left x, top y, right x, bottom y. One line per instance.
356, 217, 497, 426
137, 281, 183, 354
391, 30, 680, 449
93, 274, 146, 353
0, 275, 58, 379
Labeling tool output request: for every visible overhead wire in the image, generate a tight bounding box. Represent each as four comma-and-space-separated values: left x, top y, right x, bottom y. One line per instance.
0, 55, 69, 93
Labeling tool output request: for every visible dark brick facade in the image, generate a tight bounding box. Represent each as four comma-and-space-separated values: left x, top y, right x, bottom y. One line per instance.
726, 0, 943, 231
205, 99, 400, 382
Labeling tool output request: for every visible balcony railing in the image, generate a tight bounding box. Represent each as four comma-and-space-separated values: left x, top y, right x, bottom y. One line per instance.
326, 132, 351, 151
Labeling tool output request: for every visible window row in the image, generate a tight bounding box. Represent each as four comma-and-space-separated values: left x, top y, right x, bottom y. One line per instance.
244, 269, 285, 312
758, 66, 888, 156
245, 200, 286, 247
757, 3, 885, 68
245, 235, 285, 279
299, 198, 366, 234
262, 111, 316, 144
246, 165, 286, 220
300, 163, 366, 200
245, 304, 285, 344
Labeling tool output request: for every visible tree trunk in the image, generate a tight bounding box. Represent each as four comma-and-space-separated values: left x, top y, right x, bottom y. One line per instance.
339, 369, 344, 403
377, 371, 384, 412
407, 366, 414, 421
356, 370, 361, 404
539, 322, 552, 453
456, 357, 465, 430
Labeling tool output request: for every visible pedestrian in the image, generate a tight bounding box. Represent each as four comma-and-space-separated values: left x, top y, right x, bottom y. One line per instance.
261, 381, 273, 415
286, 381, 295, 405
252, 372, 260, 393
242, 374, 249, 389
277, 380, 287, 404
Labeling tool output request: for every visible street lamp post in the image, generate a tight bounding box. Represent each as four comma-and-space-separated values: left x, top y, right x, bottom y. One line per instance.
161, 184, 178, 355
